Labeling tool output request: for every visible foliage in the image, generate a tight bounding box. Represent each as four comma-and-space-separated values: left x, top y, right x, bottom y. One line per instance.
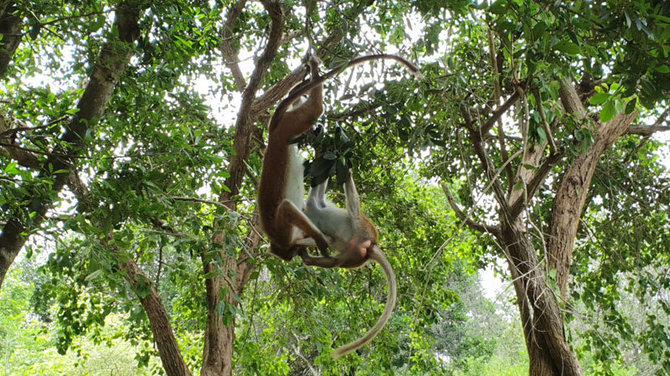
0, 263, 161, 375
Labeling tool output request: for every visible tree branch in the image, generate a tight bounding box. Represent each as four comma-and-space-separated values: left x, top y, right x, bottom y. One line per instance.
0, 115, 40, 168
481, 90, 520, 133
508, 150, 564, 219
0, 2, 23, 78
109, 240, 193, 376
219, 0, 249, 91
626, 107, 669, 136
532, 90, 557, 153
441, 183, 501, 237
462, 107, 512, 217
222, 0, 284, 204
627, 124, 670, 135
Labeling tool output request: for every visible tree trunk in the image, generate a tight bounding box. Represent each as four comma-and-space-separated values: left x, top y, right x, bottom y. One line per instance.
119, 257, 192, 376
0, 1, 22, 78
499, 220, 583, 376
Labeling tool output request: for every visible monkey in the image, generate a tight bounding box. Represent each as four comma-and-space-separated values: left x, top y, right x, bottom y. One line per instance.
257, 53, 420, 357
258, 53, 422, 262
300, 174, 397, 359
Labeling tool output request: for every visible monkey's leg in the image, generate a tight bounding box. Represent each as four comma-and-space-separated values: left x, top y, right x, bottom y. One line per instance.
277, 199, 330, 254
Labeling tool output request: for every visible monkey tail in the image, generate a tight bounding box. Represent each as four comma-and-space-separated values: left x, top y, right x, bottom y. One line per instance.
332, 246, 397, 359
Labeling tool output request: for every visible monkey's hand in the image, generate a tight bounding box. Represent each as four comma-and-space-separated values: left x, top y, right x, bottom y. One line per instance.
294, 235, 332, 256
298, 249, 342, 268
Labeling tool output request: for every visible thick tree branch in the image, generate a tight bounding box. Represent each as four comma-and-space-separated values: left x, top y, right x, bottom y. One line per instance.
548, 79, 638, 300
222, 0, 283, 204
219, 0, 248, 91
111, 242, 193, 376
251, 65, 309, 114
0, 115, 40, 168
558, 77, 587, 118
441, 183, 501, 237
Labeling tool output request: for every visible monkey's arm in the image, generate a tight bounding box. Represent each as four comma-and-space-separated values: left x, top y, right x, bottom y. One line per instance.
298, 249, 343, 268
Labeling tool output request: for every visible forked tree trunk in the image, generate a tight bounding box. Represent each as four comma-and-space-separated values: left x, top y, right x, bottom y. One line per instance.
452, 79, 639, 375
507, 81, 636, 376
499, 220, 582, 376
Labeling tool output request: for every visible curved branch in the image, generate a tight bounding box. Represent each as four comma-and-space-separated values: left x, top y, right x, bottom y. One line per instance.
441, 183, 501, 237
219, 0, 249, 91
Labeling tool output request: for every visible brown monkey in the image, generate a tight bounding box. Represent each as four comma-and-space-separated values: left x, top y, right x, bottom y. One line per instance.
257, 54, 419, 357
258, 53, 421, 262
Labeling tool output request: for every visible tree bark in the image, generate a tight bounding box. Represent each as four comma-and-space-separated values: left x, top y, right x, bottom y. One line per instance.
0, 1, 142, 288
499, 220, 583, 376
548, 81, 638, 299
119, 256, 192, 376
0, 1, 22, 78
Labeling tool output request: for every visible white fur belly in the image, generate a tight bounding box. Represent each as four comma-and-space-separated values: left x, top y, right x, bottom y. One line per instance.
285, 145, 306, 210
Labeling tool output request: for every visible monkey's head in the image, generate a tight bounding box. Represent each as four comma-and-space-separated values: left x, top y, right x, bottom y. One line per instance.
342, 214, 379, 268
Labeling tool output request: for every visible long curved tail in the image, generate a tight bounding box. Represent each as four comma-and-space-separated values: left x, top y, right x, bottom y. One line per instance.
332, 246, 397, 359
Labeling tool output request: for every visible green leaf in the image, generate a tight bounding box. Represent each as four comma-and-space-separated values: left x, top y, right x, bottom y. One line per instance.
600, 100, 616, 122
625, 97, 637, 114
554, 41, 580, 55
589, 92, 610, 106
488, 0, 508, 15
